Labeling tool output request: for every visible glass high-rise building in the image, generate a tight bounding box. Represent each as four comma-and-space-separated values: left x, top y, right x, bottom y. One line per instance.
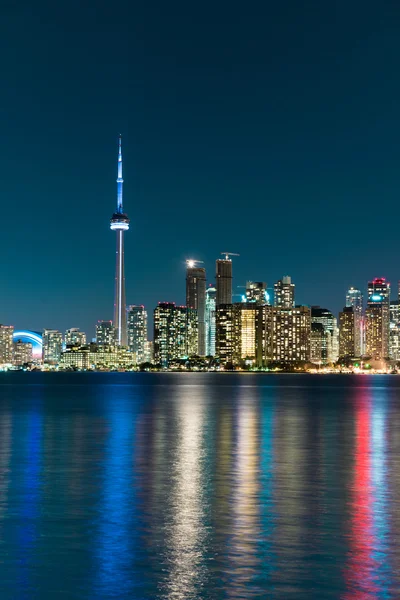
274, 276, 295, 308
153, 303, 198, 366
0, 325, 14, 364
13, 340, 33, 366
216, 259, 233, 306
65, 328, 86, 348
311, 307, 339, 363
96, 321, 116, 346
127, 305, 148, 364
389, 301, 400, 361
186, 262, 206, 355
42, 329, 63, 364
246, 281, 268, 305
339, 306, 355, 358
365, 277, 390, 361
345, 287, 363, 356
205, 285, 216, 356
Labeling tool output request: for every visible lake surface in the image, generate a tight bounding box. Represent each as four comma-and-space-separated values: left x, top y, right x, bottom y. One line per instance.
0, 372, 399, 599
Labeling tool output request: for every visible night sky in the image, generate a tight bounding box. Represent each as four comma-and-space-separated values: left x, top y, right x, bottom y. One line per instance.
2, 1, 400, 338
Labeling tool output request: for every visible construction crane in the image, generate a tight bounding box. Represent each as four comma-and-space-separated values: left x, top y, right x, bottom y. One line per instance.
186, 259, 204, 268
221, 252, 240, 261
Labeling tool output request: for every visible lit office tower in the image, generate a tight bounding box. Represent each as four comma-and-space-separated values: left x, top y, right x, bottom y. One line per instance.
311, 307, 339, 363
96, 321, 116, 346
339, 306, 355, 358
216, 257, 233, 306
154, 303, 198, 366
110, 135, 130, 346
270, 306, 311, 363
346, 287, 363, 356
186, 261, 206, 355
42, 329, 63, 364
246, 281, 268, 305
274, 276, 295, 308
205, 285, 217, 356
13, 340, 33, 366
389, 300, 400, 361
0, 325, 14, 364
215, 304, 241, 365
365, 277, 390, 360
127, 305, 148, 364
65, 328, 86, 347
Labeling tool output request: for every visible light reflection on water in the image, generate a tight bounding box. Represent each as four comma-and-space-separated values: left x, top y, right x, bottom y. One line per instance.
0, 373, 399, 599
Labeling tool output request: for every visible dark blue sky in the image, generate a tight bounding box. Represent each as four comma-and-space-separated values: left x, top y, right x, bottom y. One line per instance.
2, 1, 400, 337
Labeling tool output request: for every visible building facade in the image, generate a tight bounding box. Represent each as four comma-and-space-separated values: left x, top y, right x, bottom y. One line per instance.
365, 277, 390, 360
205, 285, 216, 356
389, 301, 400, 361
346, 287, 363, 356
215, 304, 241, 365
65, 328, 86, 347
274, 276, 295, 308
96, 321, 116, 346
339, 306, 355, 358
13, 340, 33, 366
153, 303, 198, 366
270, 306, 311, 363
216, 259, 233, 306
127, 305, 148, 364
186, 263, 206, 355
42, 329, 63, 364
245, 281, 268, 305
0, 325, 14, 364
311, 307, 339, 363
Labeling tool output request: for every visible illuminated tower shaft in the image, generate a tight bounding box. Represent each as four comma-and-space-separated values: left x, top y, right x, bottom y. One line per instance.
110, 136, 130, 346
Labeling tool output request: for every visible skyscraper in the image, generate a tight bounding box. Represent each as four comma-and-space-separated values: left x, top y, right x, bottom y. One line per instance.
0, 325, 14, 364
365, 277, 390, 361
339, 306, 355, 358
186, 261, 206, 355
245, 281, 268, 305
389, 301, 400, 361
311, 307, 339, 363
127, 305, 148, 364
65, 328, 86, 347
216, 258, 233, 305
153, 303, 198, 366
13, 340, 33, 366
42, 329, 63, 364
346, 287, 363, 356
110, 136, 129, 346
205, 285, 216, 356
96, 321, 116, 346
274, 276, 295, 308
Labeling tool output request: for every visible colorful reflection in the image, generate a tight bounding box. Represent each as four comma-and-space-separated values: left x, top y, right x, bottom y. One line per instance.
343, 384, 390, 598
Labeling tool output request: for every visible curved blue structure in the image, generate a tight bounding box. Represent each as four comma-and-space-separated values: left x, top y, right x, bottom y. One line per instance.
13, 330, 42, 358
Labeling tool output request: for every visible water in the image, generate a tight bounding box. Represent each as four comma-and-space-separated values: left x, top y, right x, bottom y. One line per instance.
0, 372, 399, 599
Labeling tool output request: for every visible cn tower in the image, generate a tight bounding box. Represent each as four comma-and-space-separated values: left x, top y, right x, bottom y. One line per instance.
110, 135, 129, 346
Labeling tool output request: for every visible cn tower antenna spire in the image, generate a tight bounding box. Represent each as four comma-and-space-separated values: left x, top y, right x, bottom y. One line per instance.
117, 133, 123, 213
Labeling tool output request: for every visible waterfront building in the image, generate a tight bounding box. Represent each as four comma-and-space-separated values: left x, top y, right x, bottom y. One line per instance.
389, 301, 400, 361
110, 136, 129, 346
65, 328, 86, 347
311, 307, 339, 363
0, 325, 14, 364
270, 306, 311, 363
245, 281, 268, 305
205, 285, 216, 356
274, 276, 295, 308
61, 343, 134, 370
339, 306, 355, 358
216, 258, 233, 306
215, 304, 241, 365
13, 340, 33, 366
127, 305, 147, 364
153, 303, 198, 366
186, 261, 206, 355
365, 277, 390, 360
310, 322, 325, 364
42, 329, 63, 364
144, 341, 154, 363
238, 303, 259, 361
346, 287, 363, 356
96, 321, 116, 346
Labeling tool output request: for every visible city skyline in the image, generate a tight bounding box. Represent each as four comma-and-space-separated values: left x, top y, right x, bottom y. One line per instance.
2, 3, 400, 336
